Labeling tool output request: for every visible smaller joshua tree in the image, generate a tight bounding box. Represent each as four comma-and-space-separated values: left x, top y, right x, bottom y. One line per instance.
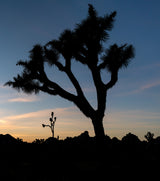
42, 112, 56, 138
144, 131, 154, 143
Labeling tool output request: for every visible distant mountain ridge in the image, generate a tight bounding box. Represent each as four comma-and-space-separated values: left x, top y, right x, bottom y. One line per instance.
0, 134, 20, 144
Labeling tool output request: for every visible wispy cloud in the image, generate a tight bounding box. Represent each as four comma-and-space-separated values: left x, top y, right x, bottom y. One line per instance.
0, 107, 92, 140
3, 107, 83, 121
139, 81, 160, 91
0, 85, 40, 103
8, 96, 39, 103
125, 80, 160, 95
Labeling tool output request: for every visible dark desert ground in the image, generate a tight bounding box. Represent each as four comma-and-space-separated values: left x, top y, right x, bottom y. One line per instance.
0, 132, 159, 181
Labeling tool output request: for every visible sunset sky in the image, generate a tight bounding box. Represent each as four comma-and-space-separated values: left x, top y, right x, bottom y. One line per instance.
0, 0, 160, 142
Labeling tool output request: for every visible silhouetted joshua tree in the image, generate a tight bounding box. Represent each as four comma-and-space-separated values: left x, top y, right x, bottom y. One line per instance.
5, 4, 134, 142
145, 132, 154, 142
42, 112, 56, 138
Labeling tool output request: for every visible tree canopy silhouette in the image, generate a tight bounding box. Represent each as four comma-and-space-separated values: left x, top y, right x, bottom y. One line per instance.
5, 4, 134, 142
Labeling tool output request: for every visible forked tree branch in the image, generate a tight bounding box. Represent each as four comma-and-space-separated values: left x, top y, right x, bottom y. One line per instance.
105, 71, 118, 90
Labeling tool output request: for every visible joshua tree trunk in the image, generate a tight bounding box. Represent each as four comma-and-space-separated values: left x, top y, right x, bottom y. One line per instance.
74, 90, 106, 142
51, 129, 54, 138
92, 117, 105, 141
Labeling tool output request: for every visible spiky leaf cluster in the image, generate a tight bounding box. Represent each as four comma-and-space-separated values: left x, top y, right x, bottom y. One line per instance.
6, 45, 45, 94
101, 44, 134, 72
73, 4, 117, 66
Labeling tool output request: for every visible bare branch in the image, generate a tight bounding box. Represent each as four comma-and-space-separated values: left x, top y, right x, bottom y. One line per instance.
65, 69, 84, 96
38, 71, 78, 103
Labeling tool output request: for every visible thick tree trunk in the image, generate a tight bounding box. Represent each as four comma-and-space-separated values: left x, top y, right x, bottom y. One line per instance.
92, 117, 105, 142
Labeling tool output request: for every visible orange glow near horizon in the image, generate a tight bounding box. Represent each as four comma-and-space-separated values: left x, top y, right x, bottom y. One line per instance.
0, 107, 160, 142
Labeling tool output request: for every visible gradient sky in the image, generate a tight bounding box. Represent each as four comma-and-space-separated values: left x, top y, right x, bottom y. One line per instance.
0, 0, 160, 142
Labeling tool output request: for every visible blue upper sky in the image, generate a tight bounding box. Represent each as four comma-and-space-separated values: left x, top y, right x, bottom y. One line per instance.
0, 0, 160, 141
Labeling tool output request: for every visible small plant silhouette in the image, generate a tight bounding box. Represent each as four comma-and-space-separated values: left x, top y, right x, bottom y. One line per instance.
42, 112, 56, 138
144, 132, 154, 142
